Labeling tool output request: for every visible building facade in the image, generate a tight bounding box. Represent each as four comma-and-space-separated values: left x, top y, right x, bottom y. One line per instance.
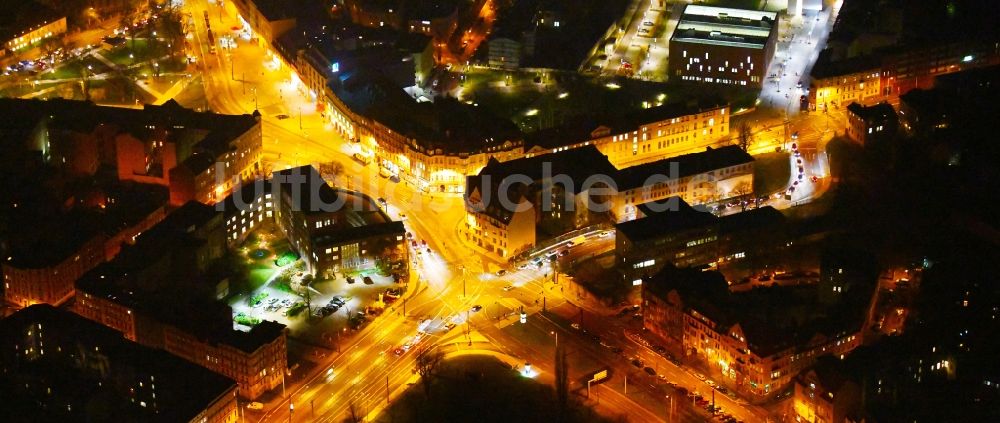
611, 145, 754, 222
668, 5, 779, 87
0, 305, 239, 423
1, 2, 66, 54
642, 266, 869, 398
845, 102, 898, 146
526, 103, 731, 169
2, 234, 106, 308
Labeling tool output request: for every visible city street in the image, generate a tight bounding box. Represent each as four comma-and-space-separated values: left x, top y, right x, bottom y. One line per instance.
174, 0, 848, 421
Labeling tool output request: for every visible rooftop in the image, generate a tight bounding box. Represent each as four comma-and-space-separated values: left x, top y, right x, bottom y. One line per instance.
75, 202, 286, 354
467, 145, 619, 223
0, 304, 236, 422
846, 101, 896, 121
524, 99, 727, 151
332, 71, 522, 155
616, 197, 717, 242
671, 5, 778, 49
0, 0, 63, 43
0, 98, 260, 176
644, 261, 876, 357
809, 50, 882, 79
237, 166, 405, 245
616, 145, 754, 191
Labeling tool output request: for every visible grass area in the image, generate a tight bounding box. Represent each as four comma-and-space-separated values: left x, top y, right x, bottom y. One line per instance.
247, 265, 274, 292
379, 356, 615, 423
285, 302, 307, 317
248, 292, 268, 306
103, 39, 157, 66
42, 56, 111, 80
753, 152, 791, 195
270, 276, 296, 294
234, 312, 261, 327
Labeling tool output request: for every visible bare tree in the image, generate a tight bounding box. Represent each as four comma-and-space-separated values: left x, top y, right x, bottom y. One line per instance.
731, 181, 754, 212
415, 348, 443, 399
345, 400, 362, 423
737, 120, 754, 152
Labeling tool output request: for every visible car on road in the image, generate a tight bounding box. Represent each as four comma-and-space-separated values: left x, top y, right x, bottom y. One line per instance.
276, 114, 289, 120
706, 379, 717, 388
444, 322, 457, 331
377, 197, 387, 206
516, 263, 529, 270
247, 402, 264, 410
503, 285, 514, 292
470, 305, 483, 312
644, 366, 656, 376
558, 249, 569, 257
496, 269, 507, 276
363, 276, 374, 285
631, 358, 644, 368
693, 372, 706, 381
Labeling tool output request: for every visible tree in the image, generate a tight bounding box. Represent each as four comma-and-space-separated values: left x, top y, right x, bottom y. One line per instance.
345, 400, 362, 423
731, 181, 754, 212
737, 120, 754, 152
415, 348, 443, 399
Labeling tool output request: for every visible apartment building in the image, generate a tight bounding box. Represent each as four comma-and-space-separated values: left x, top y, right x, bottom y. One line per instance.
0, 304, 239, 423
74, 202, 287, 400
525, 101, 731, 169
611, 145, 753, 221
845, 102, 898, 146
642, 264, 874, 398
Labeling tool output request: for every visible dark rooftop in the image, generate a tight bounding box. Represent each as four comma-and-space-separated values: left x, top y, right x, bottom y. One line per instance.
846, 101, 896, 121
75, 201, 285, 354
467, 145, 618, 223
616, 197, 717, 242
718, 206, 785, 234
525, 99, 728, 151
809, 49, 882, 79
0, 0, 62, 43
0, 304, 236, 423
0, 98, 260, 177
644, 260, 876, 357
616, 146, 753, 191
332, 71, 522, 155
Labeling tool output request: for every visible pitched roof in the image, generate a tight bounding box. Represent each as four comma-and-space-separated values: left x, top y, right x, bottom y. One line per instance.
616, 145, 753, 191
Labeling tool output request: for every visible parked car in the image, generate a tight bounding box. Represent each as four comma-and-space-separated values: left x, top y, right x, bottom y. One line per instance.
363, 276, 374, 285
470, 305, 483, 312
503, 285, 515, 292
247, 402, 264, 410
644, 366, 657, 376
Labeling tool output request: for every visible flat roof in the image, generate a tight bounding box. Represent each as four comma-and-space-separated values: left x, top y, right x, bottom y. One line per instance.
672, 4, 777, 49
